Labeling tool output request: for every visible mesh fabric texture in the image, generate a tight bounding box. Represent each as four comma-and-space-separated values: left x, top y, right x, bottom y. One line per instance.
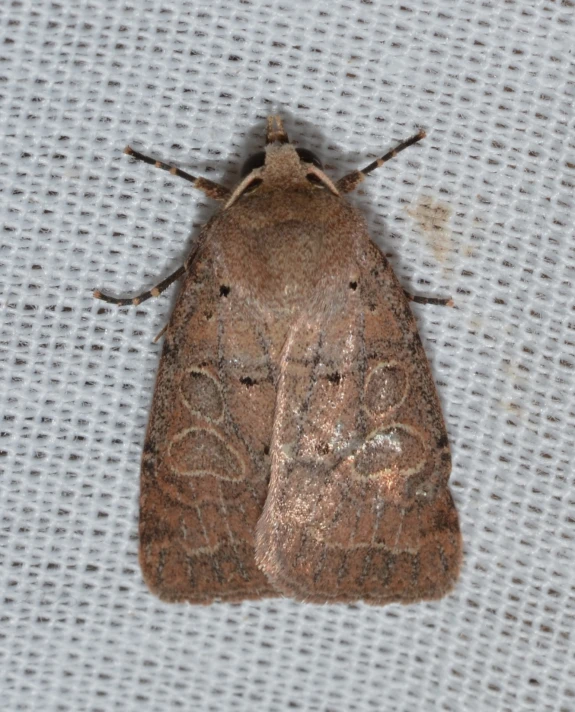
1, 1, 574, 710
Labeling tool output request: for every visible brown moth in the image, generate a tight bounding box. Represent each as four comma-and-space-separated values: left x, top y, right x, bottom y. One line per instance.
95, 116, 462, 605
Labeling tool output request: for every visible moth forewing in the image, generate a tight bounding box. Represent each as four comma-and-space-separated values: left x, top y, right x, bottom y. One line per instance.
96, 117, 462, 604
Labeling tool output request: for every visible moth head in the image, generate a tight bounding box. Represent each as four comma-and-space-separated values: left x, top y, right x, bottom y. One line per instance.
240, 147, 323, 179
227, 116, 339, 206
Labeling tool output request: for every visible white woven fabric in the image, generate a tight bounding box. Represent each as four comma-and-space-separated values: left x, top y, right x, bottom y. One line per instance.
1, 0, 574, 710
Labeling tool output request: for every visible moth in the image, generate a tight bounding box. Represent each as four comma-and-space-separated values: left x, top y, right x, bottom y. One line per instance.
96, 116, 462, 605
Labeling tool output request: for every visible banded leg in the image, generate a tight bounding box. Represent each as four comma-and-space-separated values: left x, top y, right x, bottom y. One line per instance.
95, 141, 231, 307
403, 289, 454, 307
124, 146, 231, 201
336, 130, 426, 194
94, 264, 186, 306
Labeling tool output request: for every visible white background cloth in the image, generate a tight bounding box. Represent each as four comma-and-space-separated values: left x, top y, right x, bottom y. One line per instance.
1, 1, 574, 710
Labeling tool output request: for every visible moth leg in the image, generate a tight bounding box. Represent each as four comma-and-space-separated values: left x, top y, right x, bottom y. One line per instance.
152, 322, 169, 344
403, 289, 454, 308
94, 264, 186, 306
336, 130, 426, 194
124, 146, 231, 201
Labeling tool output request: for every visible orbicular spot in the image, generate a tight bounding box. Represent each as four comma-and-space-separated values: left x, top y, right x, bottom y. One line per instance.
180, 368, 223, 421
354, 425, 426, 479
364, 362, 408, 416
169, 428, 245, 480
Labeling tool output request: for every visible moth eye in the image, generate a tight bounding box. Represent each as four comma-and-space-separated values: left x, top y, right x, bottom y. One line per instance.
306, 174, 325, 187
241, 177, 263, 195
296, 148, 323, 170
240, 151, 266, 177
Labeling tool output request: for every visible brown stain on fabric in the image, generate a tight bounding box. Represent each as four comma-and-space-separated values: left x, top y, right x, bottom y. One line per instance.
406, 195, 453, 263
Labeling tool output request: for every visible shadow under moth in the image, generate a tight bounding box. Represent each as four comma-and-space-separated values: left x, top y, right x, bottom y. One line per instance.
96, 116, 462, 605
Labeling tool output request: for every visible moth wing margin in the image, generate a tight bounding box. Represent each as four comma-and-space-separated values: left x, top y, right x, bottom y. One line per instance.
256, 241, 462, 604
139, 245, 277, 603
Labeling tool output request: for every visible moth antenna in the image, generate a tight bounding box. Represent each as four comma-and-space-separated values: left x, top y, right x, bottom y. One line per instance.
123, 146, 231, 201
336, 130, 426, 194
266, 115, 290, 144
